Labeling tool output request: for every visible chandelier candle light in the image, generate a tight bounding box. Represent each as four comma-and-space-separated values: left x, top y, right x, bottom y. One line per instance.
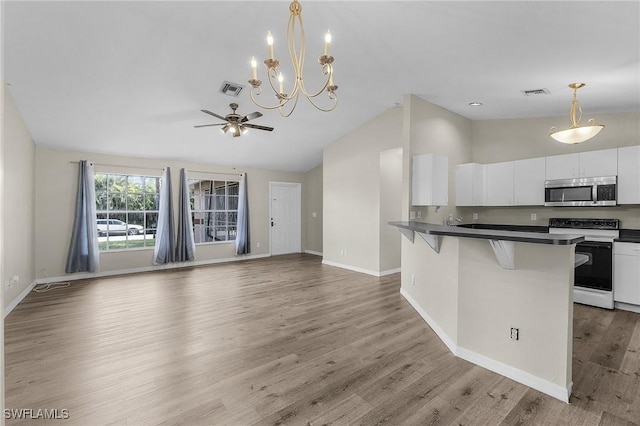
248, 0, 338, 117
549, 83, 605, 144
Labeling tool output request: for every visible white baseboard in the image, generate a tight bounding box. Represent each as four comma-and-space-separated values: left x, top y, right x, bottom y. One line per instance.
614, 301, 640, 313
400, 287, 571, 403
400, 288, 457, 353
35, 253, 271, 285
456, 346, 571, 403
304, 250, 323, 257
321, 259, 383, 277
379, 267, 401, 276
4, 279, 38, 318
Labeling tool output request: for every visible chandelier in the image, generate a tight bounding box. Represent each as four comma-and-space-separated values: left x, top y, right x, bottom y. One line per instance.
549, 83, 605, 144
248, 0, 338, 117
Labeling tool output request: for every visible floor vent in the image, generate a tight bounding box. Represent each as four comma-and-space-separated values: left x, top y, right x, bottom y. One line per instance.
522, 88, 550, 96
219, 81, 244, 97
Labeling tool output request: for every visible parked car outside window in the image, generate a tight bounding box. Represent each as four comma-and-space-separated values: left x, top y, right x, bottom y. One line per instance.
97, 219, 144, 236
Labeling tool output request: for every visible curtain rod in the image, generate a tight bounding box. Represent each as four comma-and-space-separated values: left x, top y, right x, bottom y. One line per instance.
70, 161, 243, 176
69, 161, 161, 171
189, 170, 243, 177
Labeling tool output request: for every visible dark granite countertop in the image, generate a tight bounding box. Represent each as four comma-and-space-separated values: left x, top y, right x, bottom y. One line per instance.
389, 221, 584, 246
457, 223, 549, 233
616, 229, 640, 243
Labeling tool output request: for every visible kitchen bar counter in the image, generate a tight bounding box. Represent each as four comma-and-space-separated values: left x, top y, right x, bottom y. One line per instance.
390, 221, 584, 245
392, 220, 579, 403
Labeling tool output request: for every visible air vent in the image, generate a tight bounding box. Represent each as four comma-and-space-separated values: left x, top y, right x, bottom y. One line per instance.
219, 81, 244, 97
522, 88, 550, 96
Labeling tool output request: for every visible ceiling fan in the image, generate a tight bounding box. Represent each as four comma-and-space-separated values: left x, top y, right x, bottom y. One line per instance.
194, 103, 274, 137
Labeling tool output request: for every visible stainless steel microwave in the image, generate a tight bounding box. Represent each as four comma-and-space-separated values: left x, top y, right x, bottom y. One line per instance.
544, 176, 617, 207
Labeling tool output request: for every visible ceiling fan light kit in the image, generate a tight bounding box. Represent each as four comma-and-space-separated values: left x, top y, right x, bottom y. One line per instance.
194, 103, 274, 138
549, 82, 605, 144
248, 0, 338, 117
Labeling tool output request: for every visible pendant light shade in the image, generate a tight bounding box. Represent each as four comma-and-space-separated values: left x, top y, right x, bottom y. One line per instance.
549, 83, 604, 144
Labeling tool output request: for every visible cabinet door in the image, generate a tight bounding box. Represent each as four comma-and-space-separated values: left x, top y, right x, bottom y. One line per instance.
618, 146, 640, 204
455, 163, 484, 206
485, 161, 514, 206
455, 164, 473, 206
579, 148, 618, 177
514, 157, 545, 205
614, 245, 640, 305
412, 154, 448, 206
545, 153, 579, 180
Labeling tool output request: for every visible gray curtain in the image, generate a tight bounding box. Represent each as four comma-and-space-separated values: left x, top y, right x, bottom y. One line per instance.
153, 167, 176, 265
175, 168, 195, 261
235, 173, 251, 255
65, 160, 100, 273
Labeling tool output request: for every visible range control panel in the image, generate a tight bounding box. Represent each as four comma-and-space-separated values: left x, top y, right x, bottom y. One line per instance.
548, 218, 619, 230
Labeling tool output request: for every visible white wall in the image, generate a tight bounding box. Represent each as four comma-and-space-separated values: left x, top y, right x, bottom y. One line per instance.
323, 107, 403, 275
35, 147, 313, 280
3, 88, 36, 311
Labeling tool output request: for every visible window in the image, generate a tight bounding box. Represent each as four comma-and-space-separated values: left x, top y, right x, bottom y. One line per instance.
189, 179, 238, 243
95, 173, 160, 250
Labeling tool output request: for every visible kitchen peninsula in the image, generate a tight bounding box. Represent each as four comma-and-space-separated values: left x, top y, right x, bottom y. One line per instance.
390, 221, 585, 403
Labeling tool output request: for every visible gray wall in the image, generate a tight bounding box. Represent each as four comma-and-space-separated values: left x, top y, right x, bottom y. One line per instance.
323, 107, 403, 274
34, 147, 317, 279
303, 164, 323, 255
3, 88, 36, 311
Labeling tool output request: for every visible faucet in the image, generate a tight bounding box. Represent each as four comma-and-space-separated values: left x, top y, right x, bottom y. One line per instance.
445, 214, 463, 226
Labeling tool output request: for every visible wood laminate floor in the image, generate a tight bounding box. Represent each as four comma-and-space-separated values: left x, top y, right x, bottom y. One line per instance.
4, 254, 640, 425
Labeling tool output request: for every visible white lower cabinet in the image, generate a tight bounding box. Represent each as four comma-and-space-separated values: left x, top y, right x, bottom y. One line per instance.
614, 242, 640, 305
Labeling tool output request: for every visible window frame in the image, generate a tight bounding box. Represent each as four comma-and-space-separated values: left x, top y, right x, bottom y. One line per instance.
189, 179, 239, 245
95, 172, 161, 251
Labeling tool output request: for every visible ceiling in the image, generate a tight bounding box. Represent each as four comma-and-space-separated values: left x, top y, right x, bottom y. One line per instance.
4, 1, 639, 173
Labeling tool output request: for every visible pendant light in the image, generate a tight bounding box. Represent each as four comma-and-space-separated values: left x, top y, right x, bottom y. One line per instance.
549, 83, 604, 144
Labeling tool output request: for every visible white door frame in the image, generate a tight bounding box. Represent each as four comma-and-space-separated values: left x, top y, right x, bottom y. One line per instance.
269, 182, 302, 255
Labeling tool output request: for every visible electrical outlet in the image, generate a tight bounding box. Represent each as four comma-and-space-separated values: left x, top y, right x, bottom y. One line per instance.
473, 213, 478, 220
510, 327, 519, 340
410, 211, 416, 220
530, 213, 537, 221
5, 281, 12, 289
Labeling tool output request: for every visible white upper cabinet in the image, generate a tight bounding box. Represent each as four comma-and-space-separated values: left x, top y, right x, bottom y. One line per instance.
412, 154, 448, 206
514, 157, 546, 205
618, 145, 640, 204
545, 149, 618, 180
455, 163, 485, 206
545, 153, 580, 180
578, 148, 618, 177
485, 161, 514, 206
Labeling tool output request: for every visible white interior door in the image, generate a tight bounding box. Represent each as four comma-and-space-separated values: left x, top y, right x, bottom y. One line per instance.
270, 182, 301, 255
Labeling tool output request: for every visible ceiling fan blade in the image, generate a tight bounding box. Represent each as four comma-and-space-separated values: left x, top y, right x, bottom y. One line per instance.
243, 123, 274, 132
194, 123, 225, 128
241, 111, 263, 122
201, 109, 227, 121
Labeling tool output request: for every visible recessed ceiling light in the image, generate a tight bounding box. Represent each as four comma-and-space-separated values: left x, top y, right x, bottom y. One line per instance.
469, 102, 483, 106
